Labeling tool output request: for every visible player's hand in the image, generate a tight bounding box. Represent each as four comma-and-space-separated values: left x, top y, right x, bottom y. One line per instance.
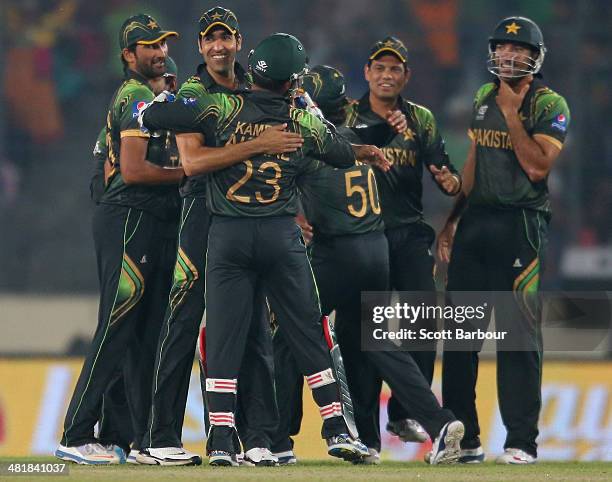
153, 90, 176, 103
496, 79, 530, 118
137, 91, 175, 130
254, 123, 304, 155
353, 144, 391, 172
386, 109, 407, 134
295, 213, 313, 245
436, 222, 457, 264
430, 165, 461, 195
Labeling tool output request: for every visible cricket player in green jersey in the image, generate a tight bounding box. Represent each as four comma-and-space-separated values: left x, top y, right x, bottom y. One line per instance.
436, 16, 570, 465
90, 57, 179, 204
55, 14, 182, 465
344, 36, 462, 445
272, 65, 465, 466
142, 33, 390, 466
136, 7, 291, 467
88, 57, 180, 464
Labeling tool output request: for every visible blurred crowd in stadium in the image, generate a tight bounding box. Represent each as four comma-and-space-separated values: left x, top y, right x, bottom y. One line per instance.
0, 0, 610, 293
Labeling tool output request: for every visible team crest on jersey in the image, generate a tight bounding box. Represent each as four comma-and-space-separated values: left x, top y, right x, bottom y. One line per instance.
475, 104, 488, 120
551, 113, 567, 132
132, 100, 148, 118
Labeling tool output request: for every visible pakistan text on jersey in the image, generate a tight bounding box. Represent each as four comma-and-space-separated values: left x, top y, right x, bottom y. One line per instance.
471, 128, 514, 150
380, 147, 417, 167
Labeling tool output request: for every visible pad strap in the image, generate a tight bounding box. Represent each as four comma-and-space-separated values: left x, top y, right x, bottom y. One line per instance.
206, 378, 237, 394
306, 368, 336, 389
209, 411, 235, 427
319, 402, 343, 420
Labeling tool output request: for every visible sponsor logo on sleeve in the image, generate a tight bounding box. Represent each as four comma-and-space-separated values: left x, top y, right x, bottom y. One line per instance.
132, 100, 148, 118
551, 113, 567, 132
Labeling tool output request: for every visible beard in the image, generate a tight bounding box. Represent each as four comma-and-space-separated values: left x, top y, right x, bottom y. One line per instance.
137, 56, 165, 79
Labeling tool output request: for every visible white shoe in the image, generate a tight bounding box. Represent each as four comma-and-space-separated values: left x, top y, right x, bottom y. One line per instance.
102, 444, 126, 464
429, 421, 464, 465
55, 443, 121, 465
126, 449, 139, 464
242, 448, 278, 466
352, 448, 381, 465
273, 450, 297, 465
386, 419, 428, 443
496, 448, 536, 464
136, 447, 202, 466
459, 446, 486, 463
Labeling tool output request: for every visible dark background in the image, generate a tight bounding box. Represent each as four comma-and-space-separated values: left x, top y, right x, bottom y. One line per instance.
1, 0, 610, 293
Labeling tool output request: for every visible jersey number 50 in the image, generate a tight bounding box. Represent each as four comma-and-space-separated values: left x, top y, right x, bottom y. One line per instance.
345, 169, 381, 218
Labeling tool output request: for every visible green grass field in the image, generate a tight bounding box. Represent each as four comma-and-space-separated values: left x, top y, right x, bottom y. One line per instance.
0, 458, 610, 482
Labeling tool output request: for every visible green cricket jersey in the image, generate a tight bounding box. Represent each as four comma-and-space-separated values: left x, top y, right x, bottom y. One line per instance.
344, 93, 457, 229
142, 89, 356, 217
178, 63, 250, 198
100, 70, 178, 219
90, 127, 106, 203
468, 79, 570, 214
295, 122, 384, 237
298, 159, 384, 237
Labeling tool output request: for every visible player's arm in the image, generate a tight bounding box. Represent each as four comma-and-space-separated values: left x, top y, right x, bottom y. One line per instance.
176, 125, 304, 176
416, 107, 461, 195
119, 88, 183, 185
436, 140, 475, 263
141, 99, 203, 132
307, 114, 389, 170
496, 80, 566, 182
120, 136, 183, 185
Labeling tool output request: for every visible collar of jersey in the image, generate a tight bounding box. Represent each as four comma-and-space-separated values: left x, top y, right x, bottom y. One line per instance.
124, 68, 152, 86
356, 91, 409, 120
196, 62, 249, 92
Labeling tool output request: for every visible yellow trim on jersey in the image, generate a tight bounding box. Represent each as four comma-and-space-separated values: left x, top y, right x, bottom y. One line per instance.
533, 134, 563, 150
467, 128, 475, 140
120, 129, 150, 138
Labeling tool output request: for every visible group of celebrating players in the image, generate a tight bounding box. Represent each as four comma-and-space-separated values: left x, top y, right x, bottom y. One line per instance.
53, 4, 570, 468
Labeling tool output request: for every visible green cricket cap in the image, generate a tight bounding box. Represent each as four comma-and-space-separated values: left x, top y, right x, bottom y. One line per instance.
119, 14, 178, 50
199, 6, 240, 37
163, 56, 178, 77
249, 33, 308, 82
301, 65, 347, 111
369, 36, 408, 64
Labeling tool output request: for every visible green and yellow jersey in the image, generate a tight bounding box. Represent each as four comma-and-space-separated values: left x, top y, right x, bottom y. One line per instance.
298, 159, 383, 238
100, 70, 177, 219
468, 79, 570, 214
344, 94, 456, 229
90, 127, 107, 203
142, 90, 356, 217
178, 63, 250, 198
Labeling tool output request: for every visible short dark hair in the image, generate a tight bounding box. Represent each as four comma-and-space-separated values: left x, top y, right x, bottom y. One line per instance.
120, 45, 137, 72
